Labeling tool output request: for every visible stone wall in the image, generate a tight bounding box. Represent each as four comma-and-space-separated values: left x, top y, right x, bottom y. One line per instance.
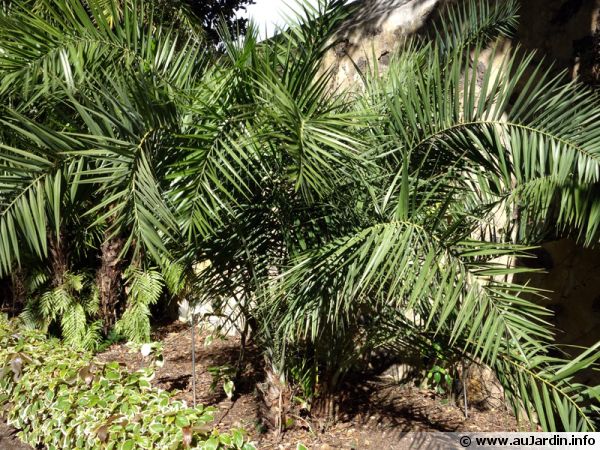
517, 0, 600, 85
323, 0, 440, 87
516, 239, 600, 384
325, 0, 600, 87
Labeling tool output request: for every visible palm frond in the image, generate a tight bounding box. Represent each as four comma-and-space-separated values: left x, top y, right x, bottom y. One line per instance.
364, 39, 600, 244
426, 0, 520, 53
0, 112, 73, 274
0, 0, 206, 99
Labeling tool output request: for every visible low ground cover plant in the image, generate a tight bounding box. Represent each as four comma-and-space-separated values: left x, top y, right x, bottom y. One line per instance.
0, 315, 254, 449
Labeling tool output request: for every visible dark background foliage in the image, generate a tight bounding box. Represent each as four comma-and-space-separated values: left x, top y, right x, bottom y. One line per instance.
181, 0, 256, 43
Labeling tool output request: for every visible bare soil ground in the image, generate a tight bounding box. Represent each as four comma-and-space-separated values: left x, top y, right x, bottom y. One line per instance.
0, 421, 36, 450
96, 322, 526, 449
1, 321, 527, 449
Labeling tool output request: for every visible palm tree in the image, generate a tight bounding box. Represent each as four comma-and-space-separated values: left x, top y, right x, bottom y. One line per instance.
0, 0, 599, 431
0, 0, 205, 340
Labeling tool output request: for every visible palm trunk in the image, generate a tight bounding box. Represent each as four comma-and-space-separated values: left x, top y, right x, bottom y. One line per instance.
0, 270, 25, 313
10, 268, 26, 312
0, 277, 13, 310
49, 233, 68, 288
311, 378, 340, 420
312, 393, 337, 420
258, 366, 291, 434
96, 235, 125, 334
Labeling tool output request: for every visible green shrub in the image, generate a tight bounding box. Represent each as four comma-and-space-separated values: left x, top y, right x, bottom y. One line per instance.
0, 316, 255, 450
20, 271, 104, 350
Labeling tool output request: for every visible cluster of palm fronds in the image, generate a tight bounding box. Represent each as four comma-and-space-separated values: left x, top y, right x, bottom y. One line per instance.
1, 0, 599, 431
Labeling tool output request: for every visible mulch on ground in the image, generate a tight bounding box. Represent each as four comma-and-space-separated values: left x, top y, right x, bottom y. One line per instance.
96, 321, 527, 449
0, 320, 527, 449
0, 421, 35, 450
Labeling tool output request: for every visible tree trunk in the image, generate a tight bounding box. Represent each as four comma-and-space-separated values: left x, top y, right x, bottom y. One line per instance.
49, 233, 68, 288
0, 277, 13, 310
257, 366, 291, 434
96, 235, 125, 334
10, 268, 26, 313
311, 383, 339, 421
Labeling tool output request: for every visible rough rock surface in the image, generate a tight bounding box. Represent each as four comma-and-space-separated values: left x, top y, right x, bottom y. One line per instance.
325, 0, 600, 87
324, 0, 442, 87
515, 239, 600, 384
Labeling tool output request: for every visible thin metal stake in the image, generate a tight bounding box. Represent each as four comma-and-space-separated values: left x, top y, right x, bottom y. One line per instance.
462, 361, 469, 419
191, 310, 197, 408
